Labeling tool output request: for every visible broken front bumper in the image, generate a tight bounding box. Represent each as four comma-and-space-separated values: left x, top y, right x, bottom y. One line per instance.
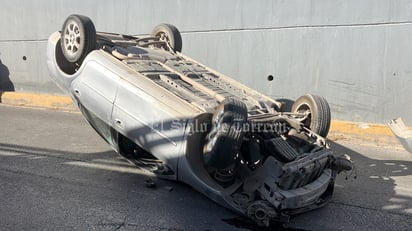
229, 148, 337, 226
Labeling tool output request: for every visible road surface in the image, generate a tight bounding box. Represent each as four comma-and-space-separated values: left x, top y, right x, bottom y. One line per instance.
0, 105, 411, 230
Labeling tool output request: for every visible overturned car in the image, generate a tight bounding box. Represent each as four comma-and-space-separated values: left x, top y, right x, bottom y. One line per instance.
46, 15, 352, 226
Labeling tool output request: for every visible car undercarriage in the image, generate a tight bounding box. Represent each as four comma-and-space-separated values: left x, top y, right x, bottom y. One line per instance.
46, 14, 353, 226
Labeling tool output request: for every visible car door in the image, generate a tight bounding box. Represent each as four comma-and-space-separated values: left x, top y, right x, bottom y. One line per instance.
111, 77, 192, 172
70, 60, 120, 143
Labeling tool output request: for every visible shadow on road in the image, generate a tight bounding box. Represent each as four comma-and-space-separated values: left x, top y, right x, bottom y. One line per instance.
0, 142, 237, 230
223, 140, 412, 230
283, 140, 412, 230
1, 140, 411, 231
330, 141, 412, 213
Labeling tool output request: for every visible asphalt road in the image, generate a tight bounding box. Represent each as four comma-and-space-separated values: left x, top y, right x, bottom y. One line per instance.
0, 105, 412, 231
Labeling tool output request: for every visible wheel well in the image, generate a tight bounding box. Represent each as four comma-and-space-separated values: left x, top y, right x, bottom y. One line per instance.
116, 132, 155, 159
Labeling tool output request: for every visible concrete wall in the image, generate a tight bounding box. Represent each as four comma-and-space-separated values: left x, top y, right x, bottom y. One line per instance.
1, 0, 412, 124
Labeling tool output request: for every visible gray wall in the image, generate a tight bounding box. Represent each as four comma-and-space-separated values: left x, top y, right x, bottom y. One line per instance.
1, 0, 412, 124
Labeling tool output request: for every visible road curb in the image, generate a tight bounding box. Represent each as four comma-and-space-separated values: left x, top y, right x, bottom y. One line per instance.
0, 91, 77, 111
329, 120, 397, 145
0, 91, 399, 145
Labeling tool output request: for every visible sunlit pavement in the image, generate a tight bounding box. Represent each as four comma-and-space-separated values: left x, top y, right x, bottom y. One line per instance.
0, 105, 411, 231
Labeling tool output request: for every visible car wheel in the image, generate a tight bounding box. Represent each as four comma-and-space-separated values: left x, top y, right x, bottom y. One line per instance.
60, 14, 96, 63
151, 23, 182, 52
203, 98, 248, 169
291, 94, 331, 137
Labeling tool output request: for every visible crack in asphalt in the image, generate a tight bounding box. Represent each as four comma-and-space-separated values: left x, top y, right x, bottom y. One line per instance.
0, 143, 143, 189
330, 200, 412, 218
0, 166, 102, 188
0, 143, 95, 162
113, 214, 129, 231
97, 220, 184, 231
0, 165, 151, 197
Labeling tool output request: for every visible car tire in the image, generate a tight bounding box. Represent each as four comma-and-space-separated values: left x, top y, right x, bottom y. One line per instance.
60, 14, 96, 63
291, 94, 331, 137
203, 98, 248, 169
151, 23, 182, 52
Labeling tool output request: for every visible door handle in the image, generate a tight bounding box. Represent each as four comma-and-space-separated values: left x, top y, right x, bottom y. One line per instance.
73, 89, 80, 96
114, 119, 123, 128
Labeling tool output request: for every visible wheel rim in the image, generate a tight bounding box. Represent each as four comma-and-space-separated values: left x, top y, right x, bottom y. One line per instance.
63, 20, 82, 59
157, 32, 170, 43
155, 32, 172, 50
296, 103, 312, 128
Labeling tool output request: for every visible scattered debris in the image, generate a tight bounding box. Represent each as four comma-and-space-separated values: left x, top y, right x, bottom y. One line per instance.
163, 186, 173, 192
145, 179, 156, 188
388, 117, 412, 153
222, 217, 307, 231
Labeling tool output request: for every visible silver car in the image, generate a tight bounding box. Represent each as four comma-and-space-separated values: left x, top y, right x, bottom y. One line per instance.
46, 15, 352, 226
